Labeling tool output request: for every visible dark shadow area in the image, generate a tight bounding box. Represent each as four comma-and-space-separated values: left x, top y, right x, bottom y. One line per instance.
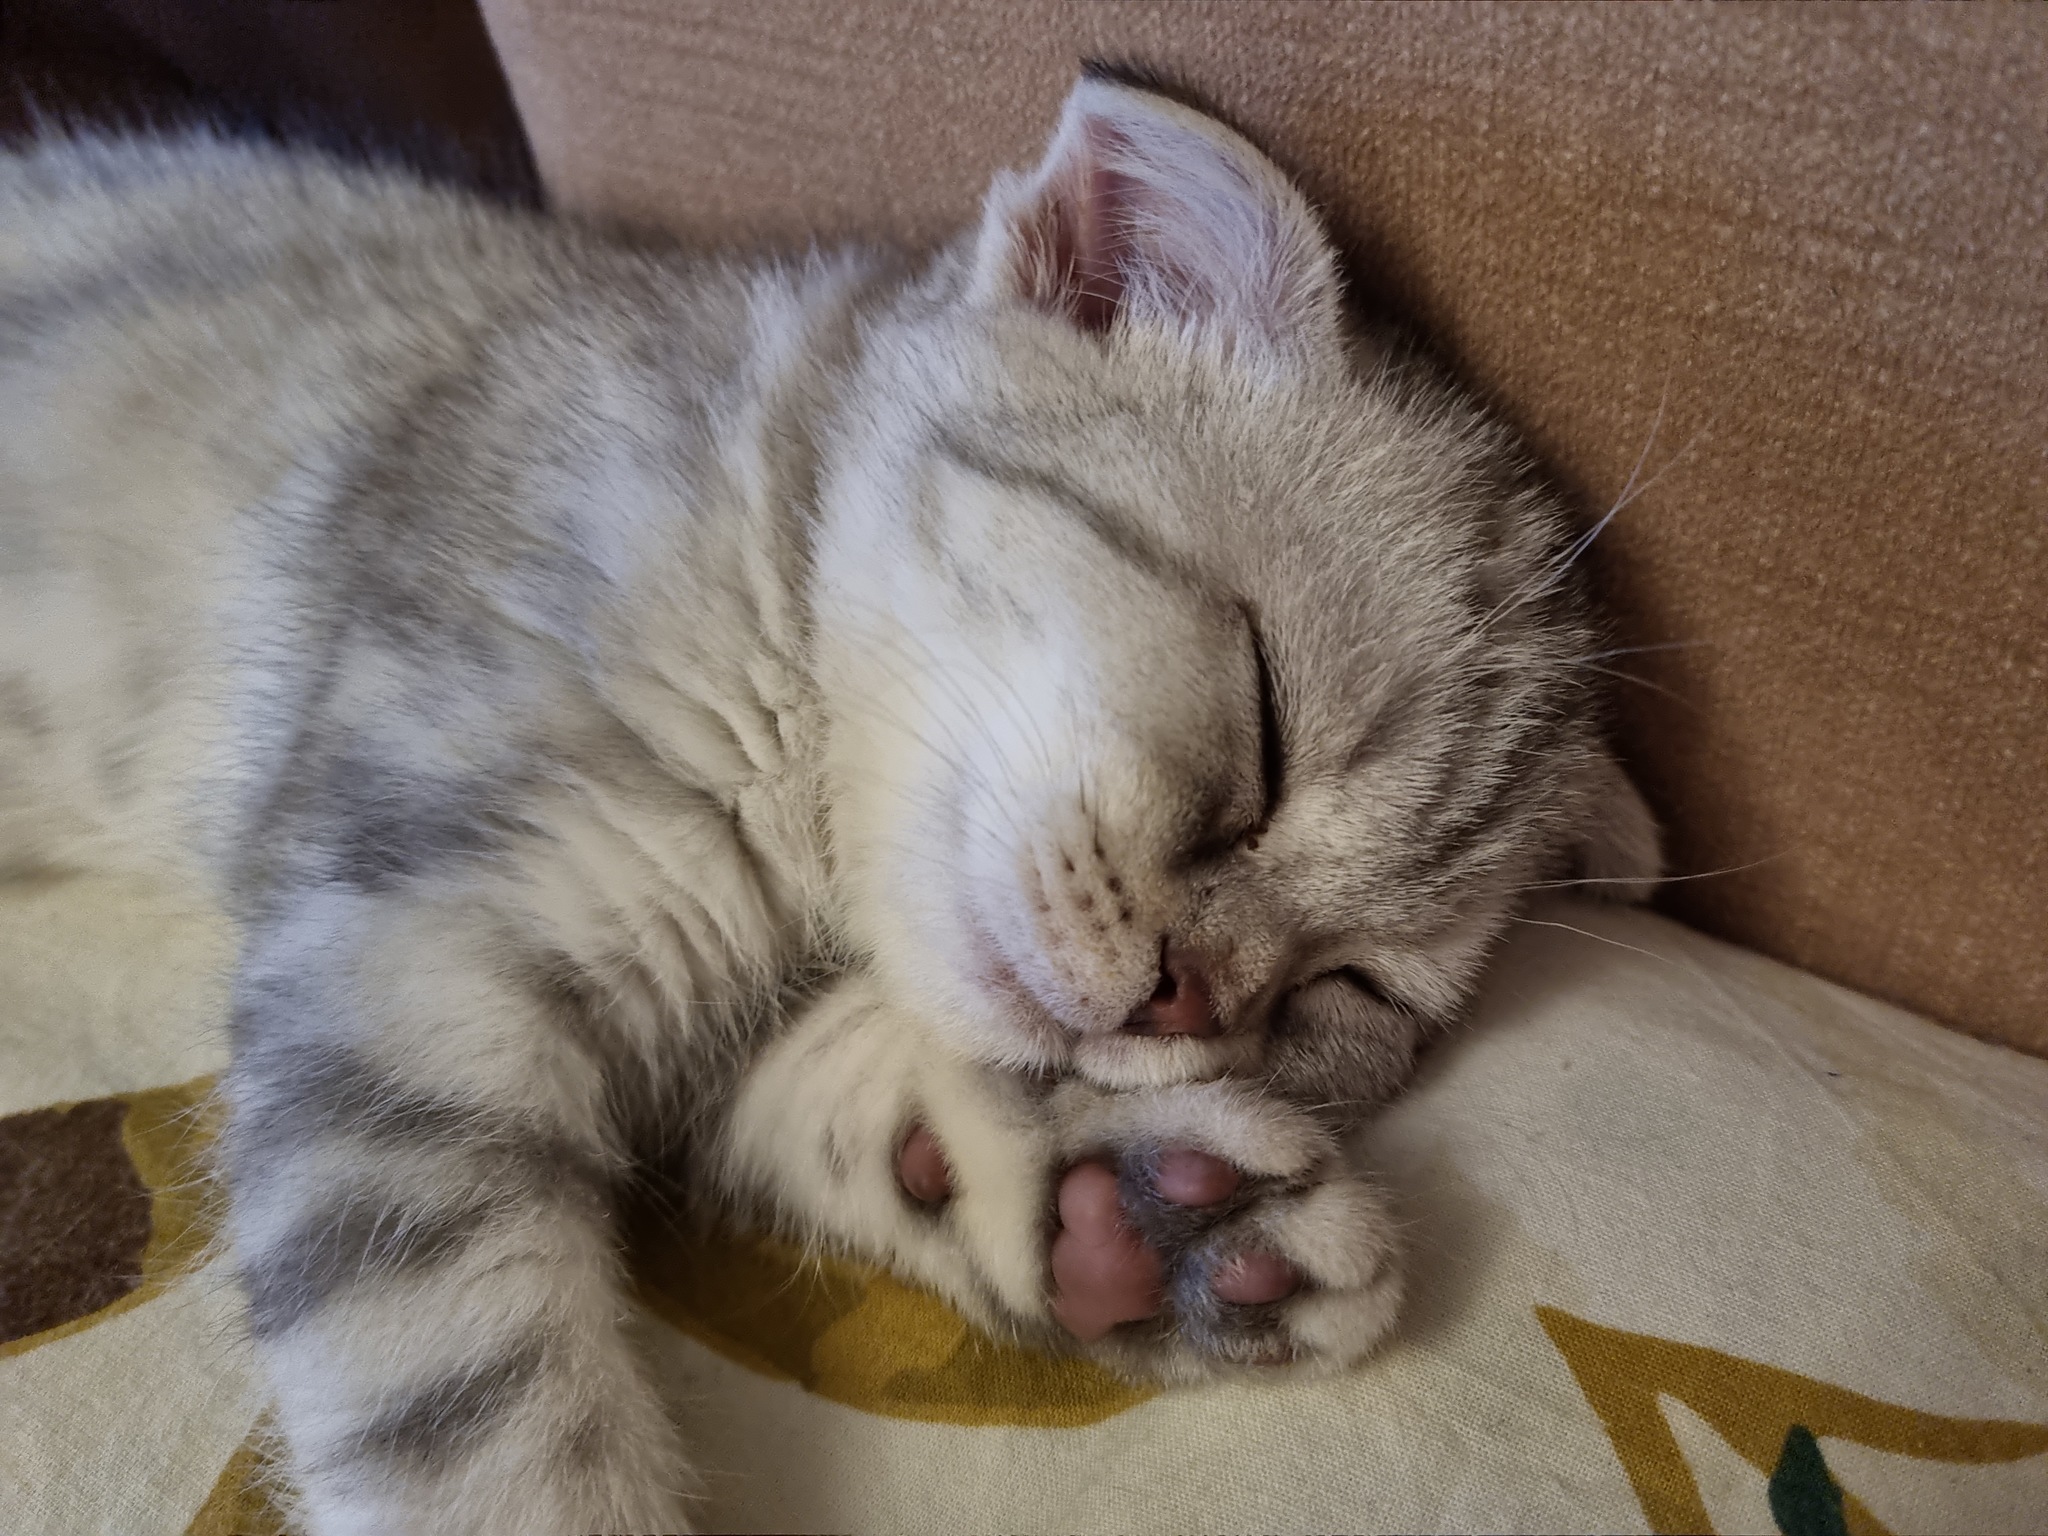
1, 0, 538, 201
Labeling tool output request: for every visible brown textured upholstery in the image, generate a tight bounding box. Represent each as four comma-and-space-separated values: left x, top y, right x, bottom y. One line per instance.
478, 1, 2047, 1054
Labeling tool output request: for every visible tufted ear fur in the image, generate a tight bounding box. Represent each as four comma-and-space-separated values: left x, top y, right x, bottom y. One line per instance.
1570, 751, 1664, 902
969, 73, 1345, 362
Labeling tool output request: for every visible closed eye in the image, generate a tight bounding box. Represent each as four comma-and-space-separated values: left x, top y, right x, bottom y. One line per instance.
1336, 966, 1410, 1015
1249, 616, 1284, 835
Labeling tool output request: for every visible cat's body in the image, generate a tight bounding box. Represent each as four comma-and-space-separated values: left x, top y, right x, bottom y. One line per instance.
0, 78, 1657, 1533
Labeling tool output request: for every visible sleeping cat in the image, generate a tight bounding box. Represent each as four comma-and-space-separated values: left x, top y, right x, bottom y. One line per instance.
0, 72, 1657, 1533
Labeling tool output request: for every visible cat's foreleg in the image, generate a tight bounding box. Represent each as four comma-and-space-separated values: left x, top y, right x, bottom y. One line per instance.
707, 972, 1063, 1344
224, 885, 691, 1536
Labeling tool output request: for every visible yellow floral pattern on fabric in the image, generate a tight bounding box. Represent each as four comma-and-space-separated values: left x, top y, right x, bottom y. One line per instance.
1538, 1305, 2048, 1535
637, 1223, 1155, 1427
184, 1424, 289, 1536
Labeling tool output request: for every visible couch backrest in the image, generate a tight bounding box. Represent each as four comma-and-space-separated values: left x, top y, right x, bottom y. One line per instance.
480, 0, 2047, 1054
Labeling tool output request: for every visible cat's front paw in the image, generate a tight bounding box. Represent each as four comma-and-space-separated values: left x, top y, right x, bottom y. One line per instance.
903, 1080, 1402, 1382
1057, 1082, 1404, 1381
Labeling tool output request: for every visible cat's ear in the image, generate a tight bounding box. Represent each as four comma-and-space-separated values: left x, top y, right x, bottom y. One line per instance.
1568, 750, 1663, 903
968, 73, 1344, 361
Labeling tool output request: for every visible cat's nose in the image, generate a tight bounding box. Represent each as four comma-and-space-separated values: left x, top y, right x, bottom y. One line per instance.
1122, 944, 1219, 1037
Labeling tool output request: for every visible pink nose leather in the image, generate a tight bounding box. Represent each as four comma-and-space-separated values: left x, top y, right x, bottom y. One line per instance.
1123, 946, 1219, 1036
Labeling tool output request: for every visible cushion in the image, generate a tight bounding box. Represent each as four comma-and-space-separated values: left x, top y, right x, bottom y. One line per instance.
476, 0, 2048, 1056
5, 872, 2044, 1533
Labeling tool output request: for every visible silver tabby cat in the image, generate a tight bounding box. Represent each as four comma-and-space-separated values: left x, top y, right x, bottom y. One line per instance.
0, 75, 1658, 1533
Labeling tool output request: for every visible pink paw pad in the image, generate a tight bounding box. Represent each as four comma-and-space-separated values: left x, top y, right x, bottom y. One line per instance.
1049, 1161, 1163, 1341
895, 1123, 952, 1206
1212, 1250, 1300, 1305
1152, 1147, 1241, 1206
892, 1129, 1303, 1340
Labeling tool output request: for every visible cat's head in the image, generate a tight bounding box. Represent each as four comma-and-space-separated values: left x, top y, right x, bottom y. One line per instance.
815, 73, 1658, 1104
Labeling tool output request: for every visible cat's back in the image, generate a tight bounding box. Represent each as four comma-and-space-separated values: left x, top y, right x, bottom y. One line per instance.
0, 131, 618, 485
0, 129, 852, 886
0, 127, 879, 594
0, 130, 520, 292
0, 134, 551, 874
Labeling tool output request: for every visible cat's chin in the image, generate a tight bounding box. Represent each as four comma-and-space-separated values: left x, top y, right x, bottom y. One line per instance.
1067, 1027, 1264, 1091
951, 918, 1264, 1088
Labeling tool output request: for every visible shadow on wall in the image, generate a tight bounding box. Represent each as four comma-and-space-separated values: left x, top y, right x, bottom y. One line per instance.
0, 0, 537, 199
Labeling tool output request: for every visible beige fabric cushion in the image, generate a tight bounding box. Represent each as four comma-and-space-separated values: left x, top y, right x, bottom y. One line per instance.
476, 0, 2048, 1055
5, 874, 2047, 1533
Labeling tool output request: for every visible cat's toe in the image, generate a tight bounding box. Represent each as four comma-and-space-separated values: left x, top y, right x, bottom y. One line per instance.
1154, 1156, 1403, 1374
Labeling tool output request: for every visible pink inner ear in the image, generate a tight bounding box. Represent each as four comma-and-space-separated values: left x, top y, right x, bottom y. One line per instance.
994, 91, 1323, 351
1018, 125, 1135, 335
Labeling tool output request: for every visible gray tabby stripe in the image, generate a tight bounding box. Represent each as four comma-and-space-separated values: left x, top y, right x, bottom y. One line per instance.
934, 438, 1173, 586
243, 1193, 500, 1342
347, 1335, 548, 1472
229, 1036, 611, 1193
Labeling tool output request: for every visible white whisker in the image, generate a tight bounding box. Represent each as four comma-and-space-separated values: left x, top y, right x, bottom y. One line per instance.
1576, 663, 1699, 711
1510, 916, 1671, 967
1518, 850, 1791, 894
1577, 639, 1711, 664
1475, 384, 1720, 638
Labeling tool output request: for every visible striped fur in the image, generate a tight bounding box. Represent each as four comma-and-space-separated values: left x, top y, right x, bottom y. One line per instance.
0, 78, 1656, 1532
